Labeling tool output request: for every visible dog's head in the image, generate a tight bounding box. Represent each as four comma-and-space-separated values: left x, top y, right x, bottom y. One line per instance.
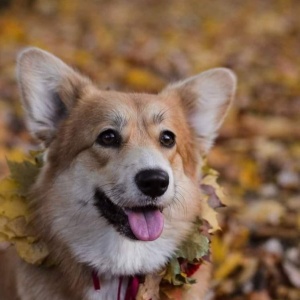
17, 48, 236, 275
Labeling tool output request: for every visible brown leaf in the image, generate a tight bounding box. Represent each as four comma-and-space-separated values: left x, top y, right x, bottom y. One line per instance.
201, 184, 226, 209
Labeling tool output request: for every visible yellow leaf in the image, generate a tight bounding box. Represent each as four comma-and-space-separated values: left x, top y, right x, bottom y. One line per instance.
14, 239, 49, 265
0, 178, 19, 197
202, 173, 227, 205
0, 150, 49, 266
214, 252, 243, 280
0, 215, 14, 239
200, 166, 224, 233
0, 194, 29, 220
201, 194, 220, 233
5, 216, 32, 238
239, 159, 261, 190
211, 235, 228, 265
6, 148, 30, 163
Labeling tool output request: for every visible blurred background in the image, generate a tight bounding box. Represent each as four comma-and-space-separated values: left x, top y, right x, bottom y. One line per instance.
0, 0, 299, 299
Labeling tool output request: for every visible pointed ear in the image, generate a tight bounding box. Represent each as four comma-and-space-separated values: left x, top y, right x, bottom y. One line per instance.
17, 47, 91, 143
161, 68, 237, 153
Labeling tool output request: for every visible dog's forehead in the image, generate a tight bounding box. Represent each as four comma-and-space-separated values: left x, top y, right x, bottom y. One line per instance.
78, 90, 175, 127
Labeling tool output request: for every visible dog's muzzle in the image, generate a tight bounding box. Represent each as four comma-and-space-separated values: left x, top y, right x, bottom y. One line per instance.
94, 168, 169, 242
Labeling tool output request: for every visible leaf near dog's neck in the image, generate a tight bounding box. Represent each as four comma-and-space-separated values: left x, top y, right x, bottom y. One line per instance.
0, 150, 49, 265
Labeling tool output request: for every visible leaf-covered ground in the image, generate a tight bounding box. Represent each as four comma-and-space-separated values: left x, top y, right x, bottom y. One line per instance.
0, 1, 299, 299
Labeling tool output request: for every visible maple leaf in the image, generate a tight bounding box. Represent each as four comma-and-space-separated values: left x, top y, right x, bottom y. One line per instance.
176, 231, 210, 262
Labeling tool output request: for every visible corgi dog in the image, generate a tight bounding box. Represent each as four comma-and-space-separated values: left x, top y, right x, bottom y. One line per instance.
0, 48, 236, 300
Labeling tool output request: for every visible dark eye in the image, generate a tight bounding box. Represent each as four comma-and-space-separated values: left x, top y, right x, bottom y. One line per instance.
160, 130, 176, 148
96, 129, 121, 148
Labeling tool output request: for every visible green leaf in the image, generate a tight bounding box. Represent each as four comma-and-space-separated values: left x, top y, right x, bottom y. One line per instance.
176, 218, 210, 262
162, 219, 210, 286
163, 256, 198, 286
176, 233, 210, 262
164, 257, 182, 285
7, 159, 40, 196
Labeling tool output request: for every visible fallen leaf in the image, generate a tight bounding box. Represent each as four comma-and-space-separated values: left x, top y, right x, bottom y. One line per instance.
214, 252, 243, 280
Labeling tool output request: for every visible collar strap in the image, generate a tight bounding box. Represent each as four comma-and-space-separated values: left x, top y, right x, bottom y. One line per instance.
92, 270, 101, 290
92, 271, 141, 300
124, 276, 140, 300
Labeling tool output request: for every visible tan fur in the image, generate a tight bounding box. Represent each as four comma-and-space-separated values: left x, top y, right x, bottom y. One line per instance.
1, 48, 236, 300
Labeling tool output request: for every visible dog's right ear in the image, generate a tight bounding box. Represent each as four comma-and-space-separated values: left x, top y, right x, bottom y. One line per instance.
17, 47, 90, 143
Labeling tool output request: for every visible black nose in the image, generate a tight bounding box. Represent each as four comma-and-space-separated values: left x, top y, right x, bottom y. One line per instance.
135, 169, 169, 198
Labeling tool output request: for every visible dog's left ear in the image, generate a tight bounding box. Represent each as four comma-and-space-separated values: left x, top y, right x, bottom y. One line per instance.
17, 47, 91, 143
161, 68, 237, 152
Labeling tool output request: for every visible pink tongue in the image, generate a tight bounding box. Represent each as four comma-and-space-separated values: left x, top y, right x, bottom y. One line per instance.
126, 208, 164, 241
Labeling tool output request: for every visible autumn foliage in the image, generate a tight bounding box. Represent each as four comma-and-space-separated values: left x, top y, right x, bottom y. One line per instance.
0, 1, 299, 299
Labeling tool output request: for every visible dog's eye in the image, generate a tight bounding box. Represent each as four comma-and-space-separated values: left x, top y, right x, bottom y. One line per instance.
160, 130, 176, 148
96, 129, 121, 148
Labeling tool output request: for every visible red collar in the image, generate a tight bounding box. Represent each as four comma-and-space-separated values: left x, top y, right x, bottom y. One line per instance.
92, 271, 140, 300
91, 261, 202, 299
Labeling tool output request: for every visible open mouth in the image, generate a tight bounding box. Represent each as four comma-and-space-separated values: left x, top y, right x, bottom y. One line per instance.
94, 189, 164, 241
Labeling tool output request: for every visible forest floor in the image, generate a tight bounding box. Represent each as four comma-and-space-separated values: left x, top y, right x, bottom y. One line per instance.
0, 1, 299, 299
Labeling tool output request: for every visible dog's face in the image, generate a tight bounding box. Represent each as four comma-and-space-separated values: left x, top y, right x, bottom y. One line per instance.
17, 48, 236, 276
